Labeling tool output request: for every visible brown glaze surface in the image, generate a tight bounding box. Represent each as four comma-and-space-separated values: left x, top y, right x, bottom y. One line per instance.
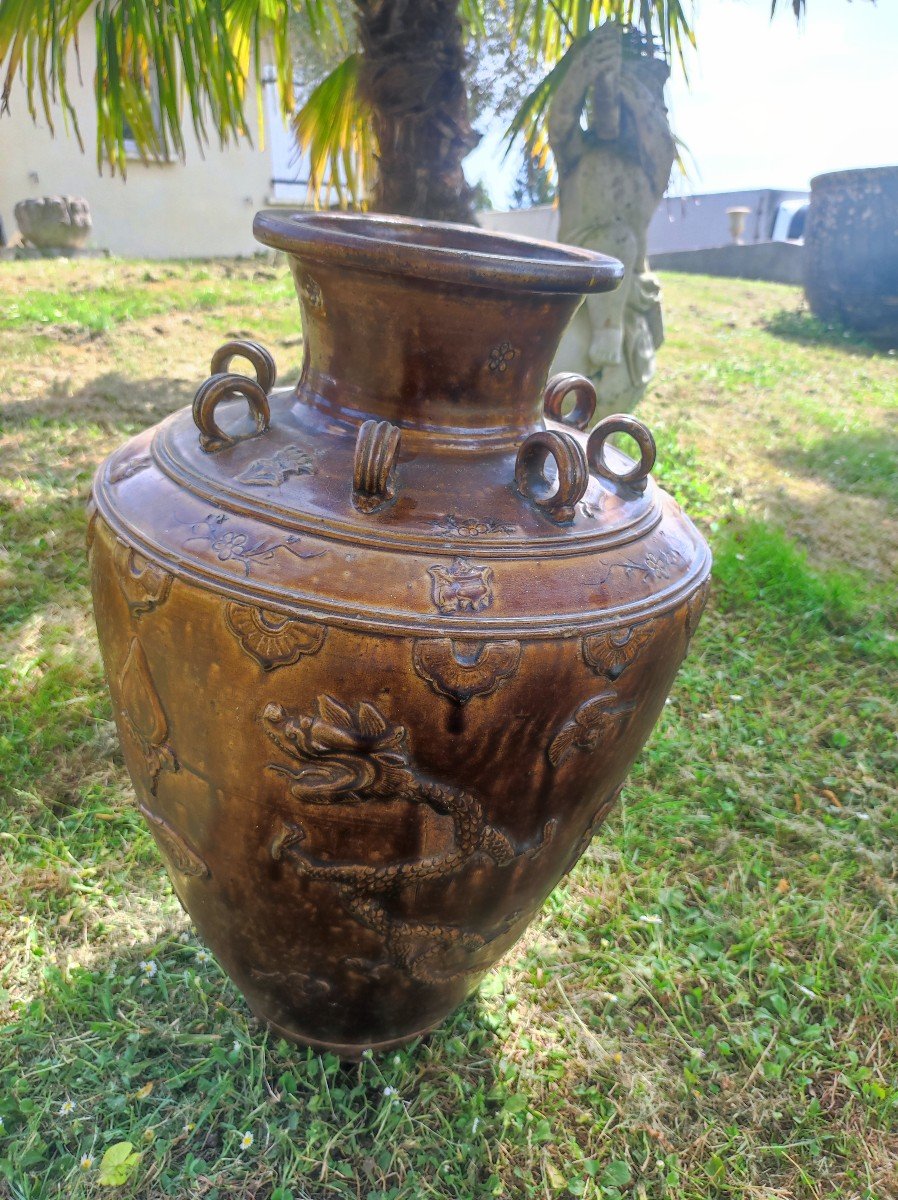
89, 213, 710, 1056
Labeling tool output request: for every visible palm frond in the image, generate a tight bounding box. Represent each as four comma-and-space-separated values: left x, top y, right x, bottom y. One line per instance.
0, 0, 343, 173
503, 49, 572, 162
506, 0, 696, 175
459, 0, 488, 38
293, 52, 375, 209
511, 0, 695, 71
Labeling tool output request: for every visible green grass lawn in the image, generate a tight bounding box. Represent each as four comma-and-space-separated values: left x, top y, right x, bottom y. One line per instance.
0, 259, 896, 1200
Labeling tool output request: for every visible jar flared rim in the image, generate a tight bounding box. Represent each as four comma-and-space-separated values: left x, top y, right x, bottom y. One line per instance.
253, 210, 623, 295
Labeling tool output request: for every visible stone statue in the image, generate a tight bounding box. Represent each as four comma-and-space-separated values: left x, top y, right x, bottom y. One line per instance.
548, 24, 676, 413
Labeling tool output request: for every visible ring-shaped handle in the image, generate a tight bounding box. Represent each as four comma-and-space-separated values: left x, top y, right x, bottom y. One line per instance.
515, 430, 589, 523
210, 340, 277, 394
586, 414, 656, 493
543, 372, 597, 431
193, 372, 271, 453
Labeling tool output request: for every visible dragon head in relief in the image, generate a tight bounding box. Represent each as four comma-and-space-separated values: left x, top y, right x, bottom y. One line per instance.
263, 695, 416, 804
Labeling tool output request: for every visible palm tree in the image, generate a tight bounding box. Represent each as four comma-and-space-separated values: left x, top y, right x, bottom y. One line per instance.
0, 0, 829, 225
0, 0, 483, 221
295, 0, 829, 214
295, 0, 482, 221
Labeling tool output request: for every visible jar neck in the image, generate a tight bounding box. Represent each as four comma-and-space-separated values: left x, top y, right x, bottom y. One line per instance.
289, 259, 582, 441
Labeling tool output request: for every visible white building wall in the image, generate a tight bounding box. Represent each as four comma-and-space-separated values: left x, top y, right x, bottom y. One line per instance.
0, 21, 281, 259
478, 205, 559, 244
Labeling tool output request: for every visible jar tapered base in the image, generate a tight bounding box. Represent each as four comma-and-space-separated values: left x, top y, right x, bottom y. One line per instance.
253, 1006, 438, 1061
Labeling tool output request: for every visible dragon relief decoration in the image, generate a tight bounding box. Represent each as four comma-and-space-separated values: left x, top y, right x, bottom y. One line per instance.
262, 695, 553, 984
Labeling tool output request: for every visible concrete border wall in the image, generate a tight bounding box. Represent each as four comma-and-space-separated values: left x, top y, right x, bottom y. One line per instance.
650, 241, 805, 285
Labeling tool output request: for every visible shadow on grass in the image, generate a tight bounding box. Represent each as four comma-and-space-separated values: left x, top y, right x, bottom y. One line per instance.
771, 425, 898, 508
0, 495, 92, 631
763, 307, 896, 357
4, 365, 304, 437
0, 372, 197, 634
2, 372, 194, 433
0, 932, 511, 1200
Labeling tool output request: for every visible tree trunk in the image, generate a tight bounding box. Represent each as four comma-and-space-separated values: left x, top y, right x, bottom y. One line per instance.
354, 0, 479, 224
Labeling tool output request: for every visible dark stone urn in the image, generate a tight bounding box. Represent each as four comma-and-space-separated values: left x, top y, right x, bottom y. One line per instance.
805, 165, 898, 345
88, 213, 711, 1057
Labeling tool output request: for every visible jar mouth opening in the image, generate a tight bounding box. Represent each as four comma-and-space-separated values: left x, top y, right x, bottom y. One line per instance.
253, 210, 623, 296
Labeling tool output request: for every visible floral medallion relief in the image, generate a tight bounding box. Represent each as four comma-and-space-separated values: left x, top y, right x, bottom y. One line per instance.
564, 784, 625, 872
139, 802, 209, 879
114, 540, 173, 619
685, 577, 711, 644
582, 622, 653, 681
412, 638, 521, 705
224, 602, 326, 671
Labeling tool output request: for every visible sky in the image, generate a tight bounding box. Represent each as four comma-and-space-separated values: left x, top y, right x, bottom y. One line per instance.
464, 0, 898, 207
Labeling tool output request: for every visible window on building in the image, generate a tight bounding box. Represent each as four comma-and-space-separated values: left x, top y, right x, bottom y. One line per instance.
122, 72, 168, 161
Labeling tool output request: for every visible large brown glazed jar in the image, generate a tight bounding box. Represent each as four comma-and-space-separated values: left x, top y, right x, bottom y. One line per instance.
88, 213, 711, 1057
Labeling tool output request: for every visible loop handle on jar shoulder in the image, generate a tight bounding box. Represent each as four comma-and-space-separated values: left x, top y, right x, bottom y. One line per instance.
542, 372, 597, 431
515, 429, 589, 523
352, 419, 402, 513
193, 373, 271, 453
586, 414, 656, 494
194, 340, 277, 453
210, 339, 277, 394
